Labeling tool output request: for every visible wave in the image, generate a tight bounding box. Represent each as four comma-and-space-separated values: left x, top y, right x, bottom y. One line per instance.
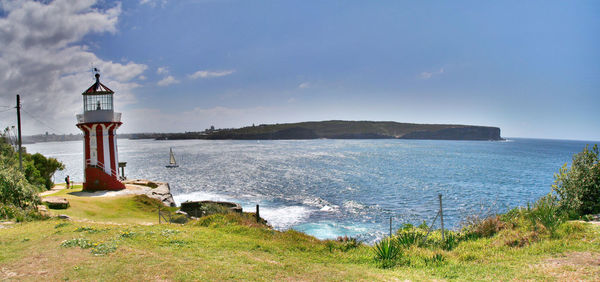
258, 205, 313, 230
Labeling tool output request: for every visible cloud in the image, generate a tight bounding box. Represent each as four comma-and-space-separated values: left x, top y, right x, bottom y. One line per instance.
420, 68, 445, 79
298, 82, 310, 89
156, 66, 169, 75
0, 0, 147, 135
157, 75, 179, 86
139, 0, 168, 8
188, 70, 235, 79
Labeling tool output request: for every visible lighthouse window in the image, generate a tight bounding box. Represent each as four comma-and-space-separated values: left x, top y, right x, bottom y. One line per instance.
84, 94, 113, 111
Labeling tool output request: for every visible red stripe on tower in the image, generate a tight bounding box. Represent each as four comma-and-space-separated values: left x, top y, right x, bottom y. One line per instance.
108, 124, 116, 177
96, 123, 104, 169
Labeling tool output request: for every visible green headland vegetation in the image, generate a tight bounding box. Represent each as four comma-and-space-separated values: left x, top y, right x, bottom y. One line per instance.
131, 120, 503, 141
1, 139, 599, 280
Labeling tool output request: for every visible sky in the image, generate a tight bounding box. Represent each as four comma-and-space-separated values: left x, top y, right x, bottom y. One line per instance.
0, 0, 598, 140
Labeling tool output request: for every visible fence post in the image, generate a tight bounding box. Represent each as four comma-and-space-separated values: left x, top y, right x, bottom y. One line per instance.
439, 194, 444, 241
256, 204, 260, 223
158, 207, 161, 224
389, 216, 393, 237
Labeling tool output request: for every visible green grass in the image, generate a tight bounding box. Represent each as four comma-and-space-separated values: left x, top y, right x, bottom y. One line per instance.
41, 186, 174, 224
2, 192, 600, 280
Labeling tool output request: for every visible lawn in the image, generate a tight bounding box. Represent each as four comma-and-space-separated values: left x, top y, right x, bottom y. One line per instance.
1, 193, 599, 280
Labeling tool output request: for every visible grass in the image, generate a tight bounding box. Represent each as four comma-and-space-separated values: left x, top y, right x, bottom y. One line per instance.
2, 192, 600, 280
40, 186, 175, 224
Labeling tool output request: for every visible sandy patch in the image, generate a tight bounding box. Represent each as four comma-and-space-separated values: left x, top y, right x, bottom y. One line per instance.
535, 252, 600, 280
69, 184, 151, 197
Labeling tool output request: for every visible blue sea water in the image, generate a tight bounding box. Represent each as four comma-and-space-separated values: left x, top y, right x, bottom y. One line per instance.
27, 138, 596, 242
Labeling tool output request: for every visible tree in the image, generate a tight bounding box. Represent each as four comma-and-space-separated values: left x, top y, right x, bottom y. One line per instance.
552, 145, 600, 217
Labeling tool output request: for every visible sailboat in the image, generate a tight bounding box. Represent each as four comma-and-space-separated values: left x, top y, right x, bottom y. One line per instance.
166, 148, 179, 168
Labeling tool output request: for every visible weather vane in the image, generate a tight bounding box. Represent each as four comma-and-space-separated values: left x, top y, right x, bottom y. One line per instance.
90, 63, 100, 79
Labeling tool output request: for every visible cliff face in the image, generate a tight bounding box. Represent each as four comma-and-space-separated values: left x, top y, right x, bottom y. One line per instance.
400, 126, 502, 141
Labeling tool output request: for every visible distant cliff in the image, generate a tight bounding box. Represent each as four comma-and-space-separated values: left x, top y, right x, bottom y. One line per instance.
159, 120, 502, 141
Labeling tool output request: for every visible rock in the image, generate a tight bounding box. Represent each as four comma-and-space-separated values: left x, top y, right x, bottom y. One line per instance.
144, 182, 175, 207
176, 210, 188, 216
36, 205, 49, 216
57, 214, 71, 220
180, 200, 243, 217
42, 196, 69, 209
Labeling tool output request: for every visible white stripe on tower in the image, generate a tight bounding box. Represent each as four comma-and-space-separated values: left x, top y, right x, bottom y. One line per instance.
87, 124, 98, 166
113, 131, 119, 177
101, 124, 111, 175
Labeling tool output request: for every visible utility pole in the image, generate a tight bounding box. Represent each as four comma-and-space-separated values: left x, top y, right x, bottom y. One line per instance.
16, 95, 23, 171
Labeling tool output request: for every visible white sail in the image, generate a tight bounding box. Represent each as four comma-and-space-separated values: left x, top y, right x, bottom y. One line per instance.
169, 148, 177, 165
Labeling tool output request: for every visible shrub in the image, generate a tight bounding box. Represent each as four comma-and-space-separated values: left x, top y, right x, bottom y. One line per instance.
0, 163, 39, 209
441, 232, 460, 250
0, 203, 44, 222
525, 194, 565, 236
462, 215, 505, 239
336, 236, 362, 251
423, 253, 446, 266
501, 230, 539, 248
552, 144, 600, 217
373, 237, 401, 268
396, 228, 425, 248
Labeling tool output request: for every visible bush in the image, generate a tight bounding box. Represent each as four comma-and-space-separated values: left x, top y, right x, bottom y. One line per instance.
336, 236, 362, 251
423, 253, 446, 266
525, 194, 565, 236
552, 144, 600, 217
0, 161, 39, 210
0, 203, 44, 222
501, 230, 539, 248
462, 215, 505, 239
396, 228, 425, 248
373, 237, 401, 268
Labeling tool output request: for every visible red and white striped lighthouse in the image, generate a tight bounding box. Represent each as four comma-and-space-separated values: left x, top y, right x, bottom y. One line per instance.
76, 73, 125, 191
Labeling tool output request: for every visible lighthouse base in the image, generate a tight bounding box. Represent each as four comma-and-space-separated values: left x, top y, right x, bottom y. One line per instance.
83, 167, 126, 191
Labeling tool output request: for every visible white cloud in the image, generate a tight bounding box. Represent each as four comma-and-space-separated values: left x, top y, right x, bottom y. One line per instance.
188, 70, 235, 79
156, 66, 169, 75
157, 75, 179, 86
420, 68, 445, 79
139, 0, 168, 8
0, 0, 147, 135
138, 75, 147, 80
298, 82, 310, 89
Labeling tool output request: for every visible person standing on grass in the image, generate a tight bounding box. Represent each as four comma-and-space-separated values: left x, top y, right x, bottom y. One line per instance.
65, 175, 70, 189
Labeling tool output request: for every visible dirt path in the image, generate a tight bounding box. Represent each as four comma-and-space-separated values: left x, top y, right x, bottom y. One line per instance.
39, 183, 73, 197
535, 251, 600, 280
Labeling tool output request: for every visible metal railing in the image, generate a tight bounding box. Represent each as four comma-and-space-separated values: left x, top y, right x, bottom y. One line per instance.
86, 159, 119, 178
76, 112, 121, 123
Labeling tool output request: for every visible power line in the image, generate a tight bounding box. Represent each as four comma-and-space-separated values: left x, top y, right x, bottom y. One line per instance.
21, 107, 65, 135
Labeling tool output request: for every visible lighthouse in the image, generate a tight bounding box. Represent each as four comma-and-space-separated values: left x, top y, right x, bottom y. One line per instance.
76, 72, 126, 191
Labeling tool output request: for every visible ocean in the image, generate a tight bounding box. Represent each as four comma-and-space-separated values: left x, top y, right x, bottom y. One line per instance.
26, 138, 596, 242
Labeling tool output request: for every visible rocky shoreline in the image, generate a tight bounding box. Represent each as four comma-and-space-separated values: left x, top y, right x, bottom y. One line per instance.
122, 179, 176, 207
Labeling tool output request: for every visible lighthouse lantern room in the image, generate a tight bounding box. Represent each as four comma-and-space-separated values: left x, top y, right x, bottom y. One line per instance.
76, 72, 126, 191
